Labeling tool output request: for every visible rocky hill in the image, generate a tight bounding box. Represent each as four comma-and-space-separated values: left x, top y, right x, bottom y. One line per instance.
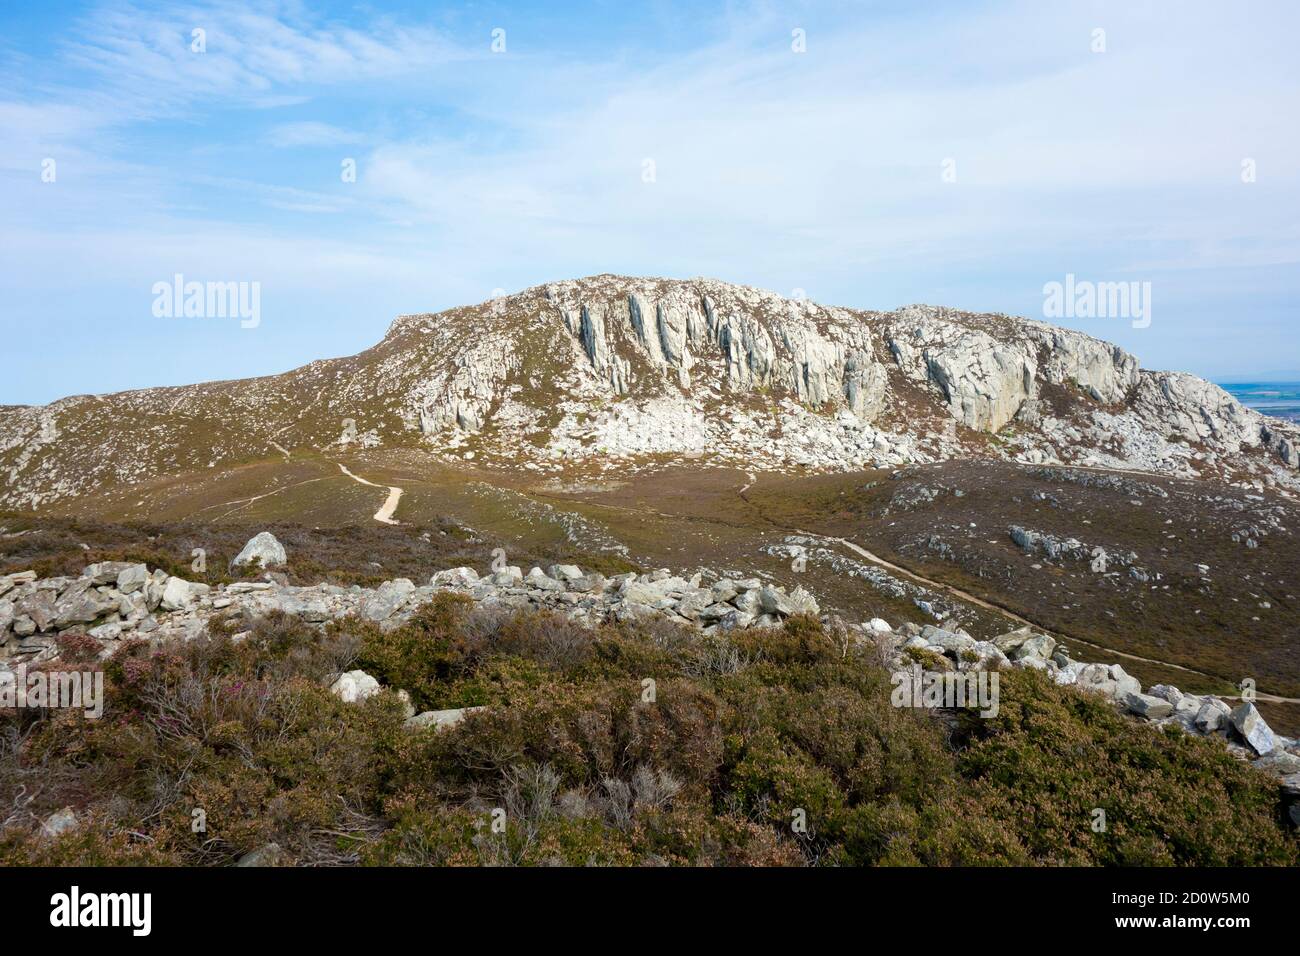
2, 275, 1298, 512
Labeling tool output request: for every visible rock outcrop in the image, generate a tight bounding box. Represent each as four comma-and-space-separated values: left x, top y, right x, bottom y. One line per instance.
1, 275, 1297, 513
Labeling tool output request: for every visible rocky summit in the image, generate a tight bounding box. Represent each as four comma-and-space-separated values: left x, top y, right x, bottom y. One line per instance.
2, 276, 1298, 512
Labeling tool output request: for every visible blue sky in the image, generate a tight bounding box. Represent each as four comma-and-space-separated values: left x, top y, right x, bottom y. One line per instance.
2, 0, 1298, 405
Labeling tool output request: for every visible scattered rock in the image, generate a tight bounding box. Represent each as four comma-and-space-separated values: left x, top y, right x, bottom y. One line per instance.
235, 843, 289, 867
405, 706, 485, 731
40, 807, 78, 839
160, 576, 209, 612
231, 531, 288, 569
329, 670, 381, 704
1122, 691, 1174, 719
361, 578, 416, 621
1230, 703, 1277, 756
431, 567, 479, 587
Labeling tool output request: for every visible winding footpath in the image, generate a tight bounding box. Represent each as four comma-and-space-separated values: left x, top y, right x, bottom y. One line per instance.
792, 528, 1300, 705
336, 463, 404, 525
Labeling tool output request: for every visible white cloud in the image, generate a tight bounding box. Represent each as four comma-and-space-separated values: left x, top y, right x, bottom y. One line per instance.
265, 120, 362, 148
1, 0, 1298, 400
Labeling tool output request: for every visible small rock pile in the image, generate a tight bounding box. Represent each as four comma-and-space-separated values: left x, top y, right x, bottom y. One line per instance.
0, 534, 823, 668
1, 561, 213, 658
433, 563, 820, 633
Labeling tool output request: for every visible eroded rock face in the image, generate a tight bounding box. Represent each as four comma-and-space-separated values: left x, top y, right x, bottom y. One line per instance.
1134, 372, 1261, 453
1025, 325, 1139, 404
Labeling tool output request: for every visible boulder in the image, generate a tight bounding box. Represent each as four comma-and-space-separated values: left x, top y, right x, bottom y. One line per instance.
1122, 691, 1174, 719
491, 567, 524, 586
1012, 634, 1057, 662
968, 641, 1010, 670
758, 586, 795, 616
990, 626, 1040, 654
718, 609, 757, 631
1253, 750, 1300, 775
622, 580, 668, 606
698, 602, 734, 622
431, 567, 479, 588
235, 843, 288, 867
88, 622, 123, 641
1109, 664, 1141, 699
144, 570, 169, 611
1194, 699, 1231, 733
17, 591, 57, 632
675, 590, 713, 620
922, 627, 977, 656
115, 563, 150, 594
547, 564, 583, 582
566, 575, 603, 593
524, 568, 565, 592
1053, 661, 1079, 686
231, 532, 287, 569
329, 670, 381, 704
405, 706, 485, 731
361, 578, 415, 621
1149, 684, 1183, 706
1230, 703, 1277, 756
711, 580, 739, 603
52, 581, 120, 628
82, 561, 136, 585
160, 576, 210, 612
867, 618, 892, 633
40, 807, 78, 839
1074, 662, 1117, 697
6, 571, 37, 585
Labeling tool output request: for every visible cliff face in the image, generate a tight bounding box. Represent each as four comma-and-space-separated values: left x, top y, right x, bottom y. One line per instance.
1, 274, 1297, 510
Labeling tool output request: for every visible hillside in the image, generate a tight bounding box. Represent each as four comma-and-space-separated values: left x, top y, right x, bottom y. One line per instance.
2, 276, 1298, 514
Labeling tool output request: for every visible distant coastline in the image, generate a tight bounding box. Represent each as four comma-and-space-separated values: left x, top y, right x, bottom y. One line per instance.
1221, 381, 1300, 423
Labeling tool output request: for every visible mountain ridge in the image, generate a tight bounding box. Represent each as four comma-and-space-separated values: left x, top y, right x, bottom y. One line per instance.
2, 274, 1298, 512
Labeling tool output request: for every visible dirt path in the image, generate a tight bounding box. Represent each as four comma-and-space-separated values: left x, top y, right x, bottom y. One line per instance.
197, 477, 331, 521
793, 529, 1300, 704
336, 463, 403, 525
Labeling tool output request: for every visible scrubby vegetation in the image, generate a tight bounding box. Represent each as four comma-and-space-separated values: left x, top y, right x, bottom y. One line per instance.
1, 599, 1295, 866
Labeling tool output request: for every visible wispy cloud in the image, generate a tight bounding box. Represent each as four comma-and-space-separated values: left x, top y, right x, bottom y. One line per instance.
265, 120, 362, 148
0, 0, 1298, 403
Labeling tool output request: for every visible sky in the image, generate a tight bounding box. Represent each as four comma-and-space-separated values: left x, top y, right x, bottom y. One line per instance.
1, 0, 1298, 406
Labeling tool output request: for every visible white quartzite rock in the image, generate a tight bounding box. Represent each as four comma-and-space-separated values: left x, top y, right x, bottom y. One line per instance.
232, 531, 288, 569
329, 670, 381, 704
